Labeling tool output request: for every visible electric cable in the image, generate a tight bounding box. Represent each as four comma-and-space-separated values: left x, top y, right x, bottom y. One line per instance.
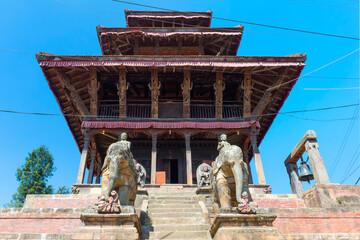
340, 145, 360, 183
110, 0, 360, 40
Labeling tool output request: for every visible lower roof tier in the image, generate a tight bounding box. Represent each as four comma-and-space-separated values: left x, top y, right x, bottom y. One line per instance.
36, 53, 306, 152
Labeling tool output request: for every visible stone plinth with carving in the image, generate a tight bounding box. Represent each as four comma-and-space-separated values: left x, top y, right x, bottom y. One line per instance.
210, 213, 281, 240
72, 213, 142, 240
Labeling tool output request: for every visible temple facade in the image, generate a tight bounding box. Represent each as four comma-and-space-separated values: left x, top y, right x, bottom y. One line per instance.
36, 10, 306, 186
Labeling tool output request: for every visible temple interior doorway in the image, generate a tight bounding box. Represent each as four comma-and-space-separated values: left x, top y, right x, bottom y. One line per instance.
162, 159, 179, 184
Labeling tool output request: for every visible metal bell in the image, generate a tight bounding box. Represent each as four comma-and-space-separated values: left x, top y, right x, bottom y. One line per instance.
298, 161, 314, 182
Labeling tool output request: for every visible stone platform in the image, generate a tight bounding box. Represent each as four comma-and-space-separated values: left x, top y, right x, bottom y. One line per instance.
210, 213, 281, 240
72, 213, 142, 240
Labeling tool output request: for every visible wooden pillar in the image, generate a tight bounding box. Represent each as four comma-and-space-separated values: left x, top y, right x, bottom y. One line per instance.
150, 133, 158, 184
250, 128, 266, 184
178, 37, 182, 55
243, 68, 252, 120
149, 68, 160, 118
95, 160, 101, 184
181, 68, 192, 118
134, 37, 139, 55
87, 139, 96, 184
185, 134, 193, 184
199, 37, 204, 55
243, 137, 253, 184
305, 139, 330, 184
88, 67, 99, 119
214, 72, 225, 119
155, 37, 159, 55
286, 162, 304, 194
77, 132, 91, 184
117, 67, 128, 118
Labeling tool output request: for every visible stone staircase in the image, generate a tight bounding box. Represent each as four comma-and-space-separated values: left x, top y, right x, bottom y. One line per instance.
142, 190, 211, 240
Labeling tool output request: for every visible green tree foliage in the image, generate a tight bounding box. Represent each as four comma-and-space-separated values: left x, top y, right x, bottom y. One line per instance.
5, 146, 69, 208
56, 186, 70, 194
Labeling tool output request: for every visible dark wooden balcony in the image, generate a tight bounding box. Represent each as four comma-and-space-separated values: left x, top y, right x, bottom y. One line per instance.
97, 104, 243, 120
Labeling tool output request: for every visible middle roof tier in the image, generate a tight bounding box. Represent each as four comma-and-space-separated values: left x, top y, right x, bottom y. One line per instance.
97, 26, 244, 56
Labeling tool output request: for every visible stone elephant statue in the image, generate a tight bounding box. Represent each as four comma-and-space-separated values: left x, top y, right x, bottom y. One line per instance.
211, 144, 255, 213
98, 141, 138, 213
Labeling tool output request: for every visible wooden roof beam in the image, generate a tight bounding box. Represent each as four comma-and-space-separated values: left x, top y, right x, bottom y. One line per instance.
55, 69, 90, 118
251, 67, 290, 119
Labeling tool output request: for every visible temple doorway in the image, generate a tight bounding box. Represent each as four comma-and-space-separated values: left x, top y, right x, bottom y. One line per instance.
162, 159, 179, 184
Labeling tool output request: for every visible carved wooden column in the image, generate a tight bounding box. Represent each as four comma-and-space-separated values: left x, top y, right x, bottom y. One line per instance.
243, 137, 253, 184
243, 68, 252, 120
95, 153, 102, 184
181, 69, 193, 118
250, 127, 266, 184
87, 138, 96, 184
286, 163, 304, 194
88, 67, 99, 119
305, 139, 330, 184
150, 132, 158, 184
117, 67, 129, 118
214, 72, 225, 119
77, 131, 91, 184
149, 68, 161, 118
185, 134, 193, 184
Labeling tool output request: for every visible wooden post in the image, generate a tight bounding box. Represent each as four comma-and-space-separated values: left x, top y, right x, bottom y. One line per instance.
150, 133, 158, 184
178, 37, 182, 55
305, 139, 330, 184
199, 37, 204, 55
243, 68, 252, 120
155, 37, 159, 55
286, 163, 304, 194
77, 132, 91, 184
134, 37, 139, 55
243, 137, 253, 184
88, 67, 99, 119
214, 72, 225, 119
185, 134, 193, 184
95, 153, 102, 184
117, 67, 129, 118
181, 68, 192, 118
250, 128, 266, 184
87, 139, 96, 184
149, 68, 160, 118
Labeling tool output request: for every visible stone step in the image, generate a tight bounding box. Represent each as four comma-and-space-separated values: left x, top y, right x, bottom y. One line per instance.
148, 203, 199, 209
148, 207, 202, 213
146, 230, 211, 239
142, 224, 210, 232
149, 199, 199, 204
148, 196, 198, 200
151, 217, 206, 225
149, 212, 204, 218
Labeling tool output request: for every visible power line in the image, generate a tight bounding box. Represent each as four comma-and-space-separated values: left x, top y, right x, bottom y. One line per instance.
302, 87, 360, 90
340, 145, 360, 183
289, 0, 359, 10
267, 48, 360, 91
111, 0, 360, 40
0, 103, 358, 118
329, 104, 359, 178
341, 161, 360, 184
281, 113, 360, 122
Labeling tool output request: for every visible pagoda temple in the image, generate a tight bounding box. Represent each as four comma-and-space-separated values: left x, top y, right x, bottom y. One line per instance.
36, 9, 306, 186
1, 9, 359, 240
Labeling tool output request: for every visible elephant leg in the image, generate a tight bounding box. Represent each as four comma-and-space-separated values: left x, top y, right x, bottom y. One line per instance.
118, 185, 131, 205
104, 160, 119, 201
217, 178, 232, 208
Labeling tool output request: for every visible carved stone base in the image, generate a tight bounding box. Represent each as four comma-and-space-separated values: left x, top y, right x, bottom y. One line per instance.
72, 213, 142, 240
210, 213, 281, 240
196, 186, 211, 195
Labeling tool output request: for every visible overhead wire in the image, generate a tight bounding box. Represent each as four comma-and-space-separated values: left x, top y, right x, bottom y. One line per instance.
110, 0, 360, 40
0, 103, 358, 119
329, 104, 359, 178
340, 145, 360, 183
340, 162, 360, 184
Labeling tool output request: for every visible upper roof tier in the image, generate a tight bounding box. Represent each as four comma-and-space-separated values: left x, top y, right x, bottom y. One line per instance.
125, 10, 213, 27
97, 26, 243, 56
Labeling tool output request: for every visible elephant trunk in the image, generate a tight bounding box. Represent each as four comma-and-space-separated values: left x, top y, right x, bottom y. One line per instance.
231, 163, 243, 205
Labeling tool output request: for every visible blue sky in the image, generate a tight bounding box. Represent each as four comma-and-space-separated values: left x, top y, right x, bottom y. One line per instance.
0, 0, 359, 205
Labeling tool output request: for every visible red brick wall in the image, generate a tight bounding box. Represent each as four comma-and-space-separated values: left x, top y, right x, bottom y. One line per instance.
254, 198, 306, 208
0, 213, 82, 234
274, 211, 360, 234
26, 198, 97, 209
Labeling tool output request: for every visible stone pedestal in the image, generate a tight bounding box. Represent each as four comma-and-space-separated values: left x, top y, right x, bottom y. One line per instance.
72, 213, 142, 240
210, 213, 281, 240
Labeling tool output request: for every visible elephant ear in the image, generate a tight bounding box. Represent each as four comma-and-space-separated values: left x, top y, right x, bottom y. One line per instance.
216, 149, 226, 168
